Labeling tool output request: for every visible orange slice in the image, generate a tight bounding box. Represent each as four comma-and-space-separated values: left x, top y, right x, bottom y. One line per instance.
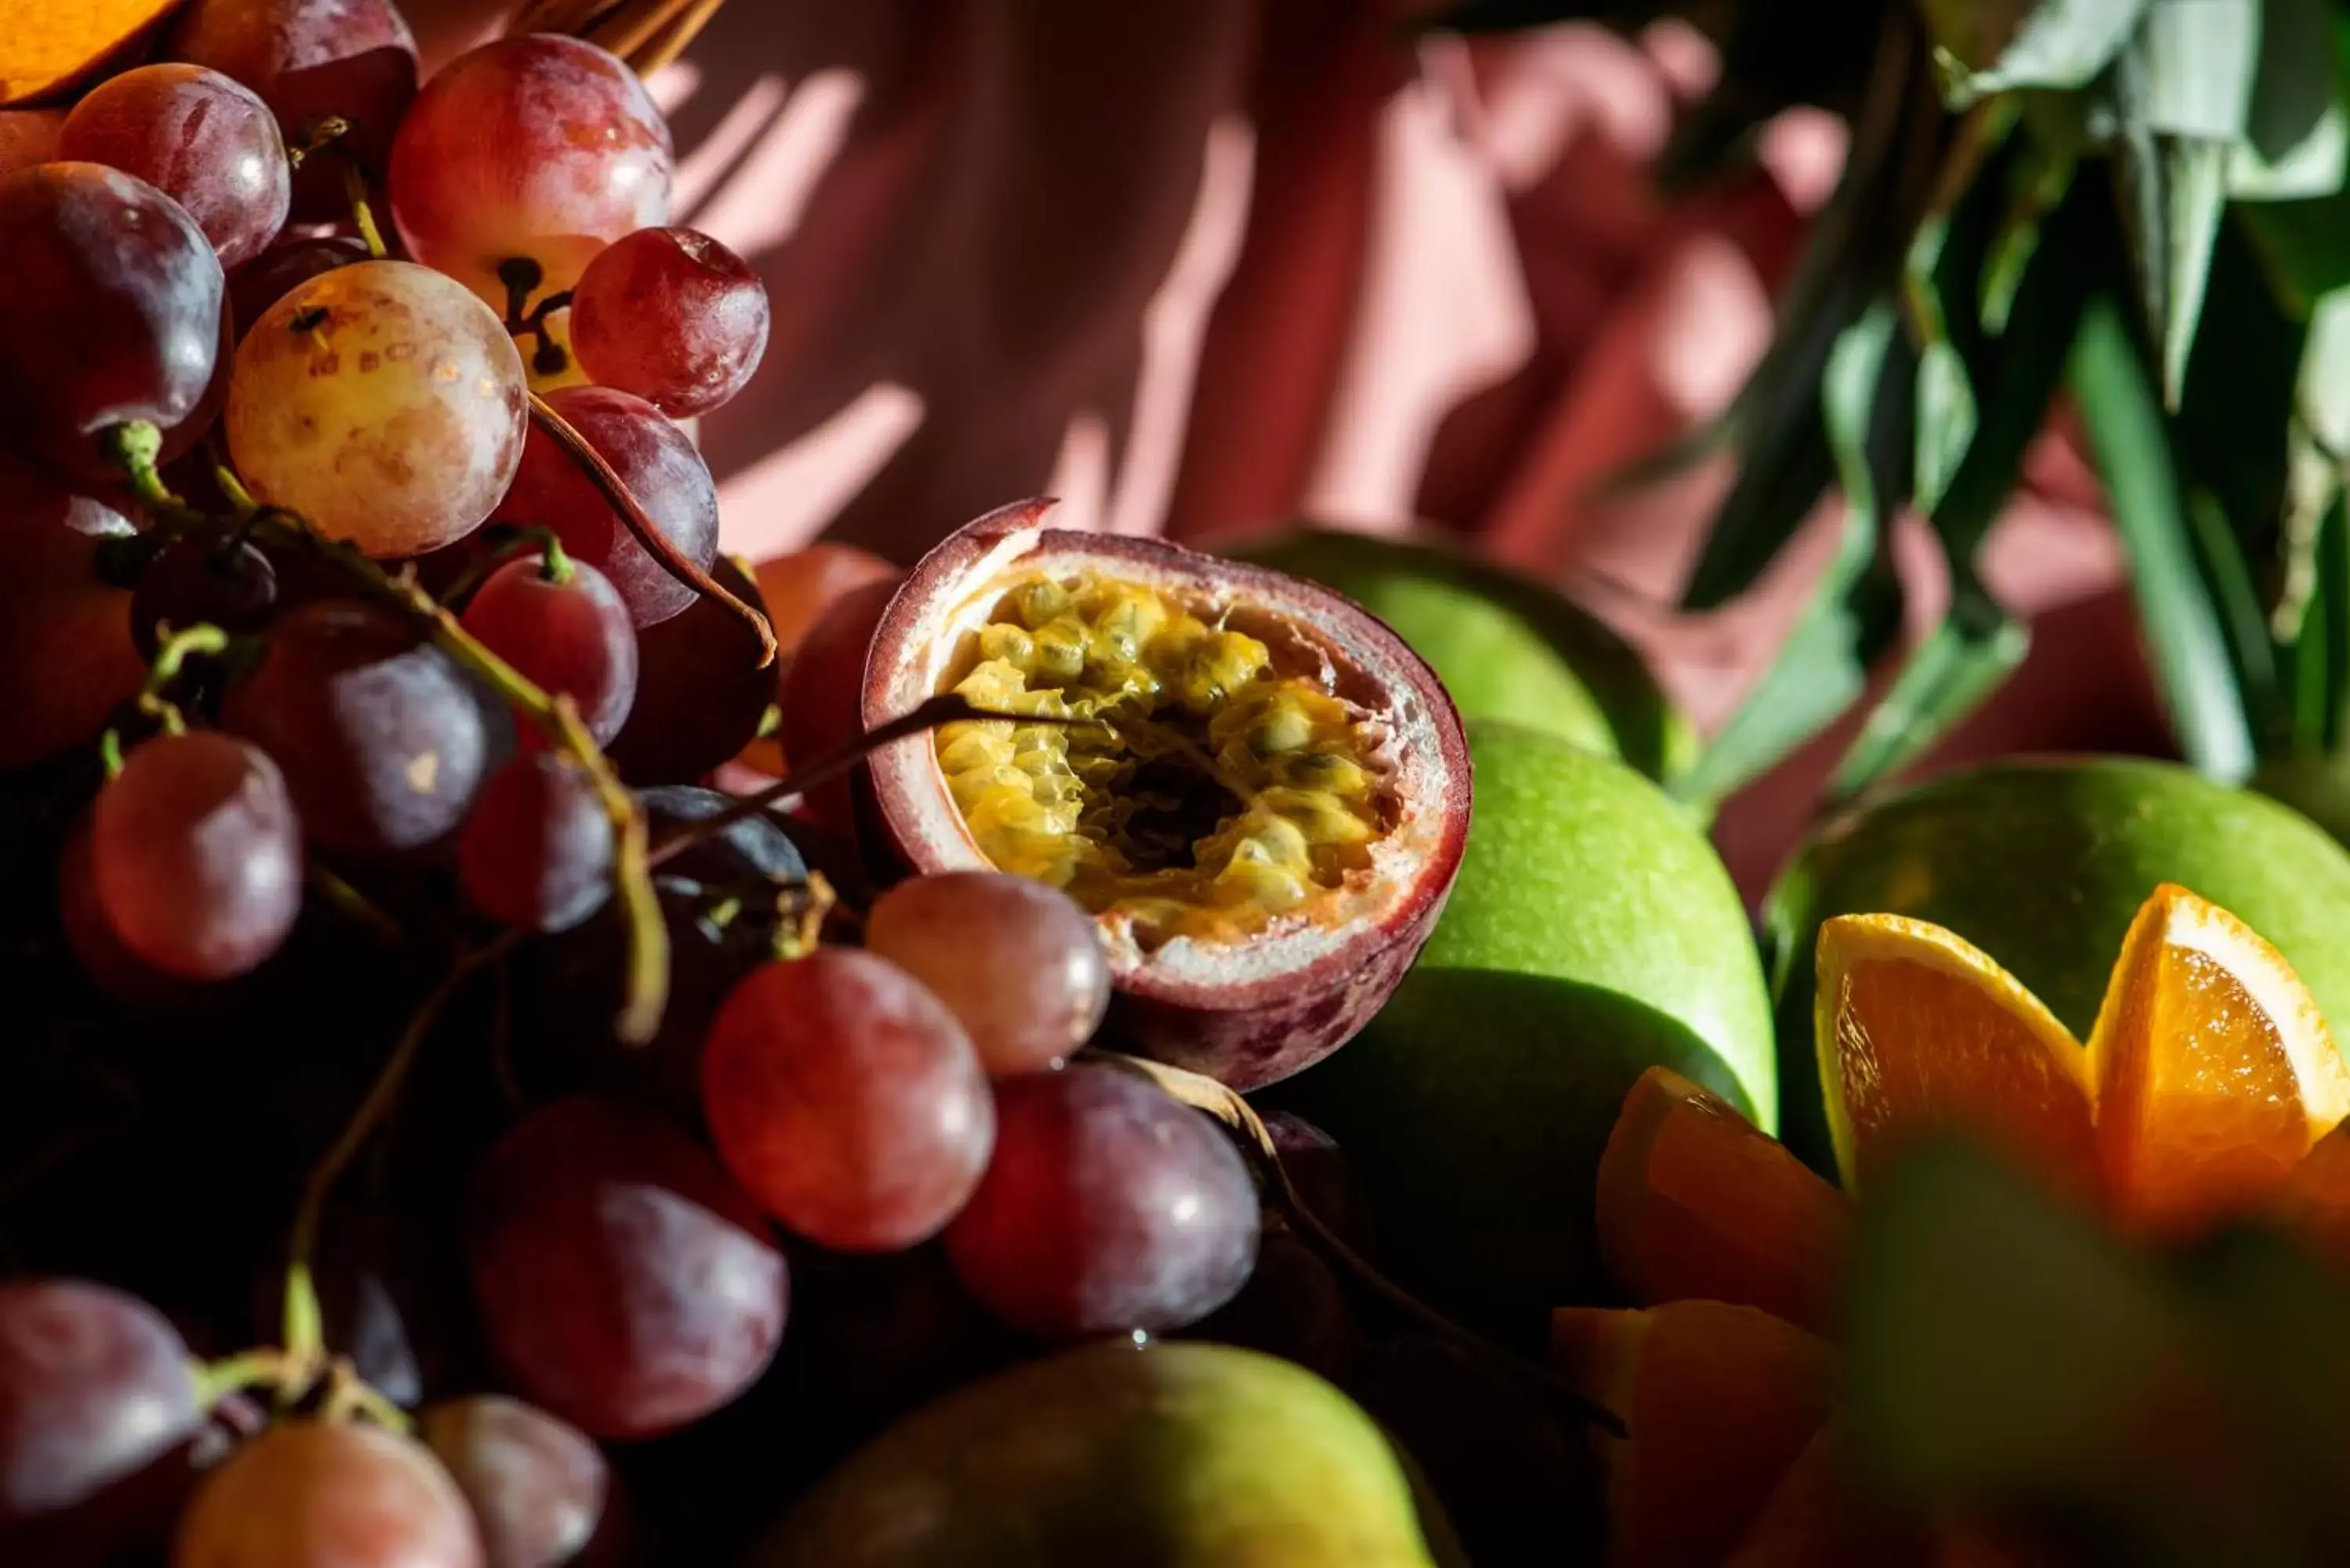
1723, 1421, 1932, 1568
2269, 1122, 2350, 1274
1597, 1067, 1851, 1334
1553, 1301, 1835, 1568
1816, 915, 2099, 1202
2088, 883, 2350, 1237
0, 1, 180, 107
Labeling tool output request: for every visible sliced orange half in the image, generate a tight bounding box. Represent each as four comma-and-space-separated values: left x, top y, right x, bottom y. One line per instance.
2088, 883, 2350, 1238
1816, 915, 2099, 1203
1597, 1067, 1851, 1335
1554, 1301, 1835, 1568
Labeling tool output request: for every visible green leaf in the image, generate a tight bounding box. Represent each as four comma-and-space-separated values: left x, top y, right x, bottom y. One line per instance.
1676, 304, 1910, 804
1845, 1140, 2193, 1501
2182, 488, 2285, 749
2070, 291, 2258, 779
2170, 212, 2305, 560
1922, 0, 2150, 103
1845, 1143, 2313, 1568
1913, 340, 1979, 515
1827, 576, 2029, 802
2137, 0, 2261, 139
2299, 288, 2350, 453
1982, 109, 2085, 331
1680, 31, 1948, 611
2231, 0, 2343, 200
1944, 178, 2107, 559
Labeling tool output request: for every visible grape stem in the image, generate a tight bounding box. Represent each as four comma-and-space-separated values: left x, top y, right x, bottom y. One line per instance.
282, 934, 522, 1364
1093, 1050, 1629, 1439
641, 693, 1055, 869
525, 391, 778, 666
111, 422, 673, 1045
287, 115, 389, 261
96, 621, 234, 777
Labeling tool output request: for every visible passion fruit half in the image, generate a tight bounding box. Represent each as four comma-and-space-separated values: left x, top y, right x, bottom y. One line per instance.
862, 502, 1471, 1089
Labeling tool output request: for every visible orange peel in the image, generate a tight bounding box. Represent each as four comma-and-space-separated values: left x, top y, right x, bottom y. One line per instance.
0, 0, 182, 107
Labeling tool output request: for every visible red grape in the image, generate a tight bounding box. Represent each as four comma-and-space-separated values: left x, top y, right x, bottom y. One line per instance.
459, 555, 638, 745
459, 753, 614, 934
94, 732, 304, 981
227, 234, 370, 338
0, 164, 226, 486
221, 599, 489, 859
0, 1280, 201, 1526
0, 110, 63, 176
172, 1421, 483, 1568
490, 386, 718, 628
866, 873, 1112, 1075
165, 0, 419, 219
227, 259, 530, 558
60, 817, 205, 1010
945, 1064, 1260, 1338
420, 1396, 612, 1568
0, 454, 145, 771
1261, 1111, 1375, 1255
58, 64, 291, 269
605, 557, 774, 785
569, 229, 769, 417
389, 35, 671, 309
1191, 1223, 1354, 1382
703, 950, 996, 1253
129, 537, 279, 657
465, 1097, 786, 1440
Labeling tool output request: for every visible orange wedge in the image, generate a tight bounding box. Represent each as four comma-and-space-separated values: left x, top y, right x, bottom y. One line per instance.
1553, 1301, 1835, 1568
2264, 1118, 2350, 1274
1816, 915, 2099, 1202
2088, 884, 2350, 1237
1597, 1067, 1851, 1335
1723, 1421, 1932, 1568
0, 0, 179, 106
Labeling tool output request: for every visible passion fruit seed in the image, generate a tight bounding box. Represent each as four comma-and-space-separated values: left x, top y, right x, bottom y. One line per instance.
935, 573, 1394, 948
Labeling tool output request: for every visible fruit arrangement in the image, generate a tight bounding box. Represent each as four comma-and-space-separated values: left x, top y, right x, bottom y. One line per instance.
20, 3, 2350, 1568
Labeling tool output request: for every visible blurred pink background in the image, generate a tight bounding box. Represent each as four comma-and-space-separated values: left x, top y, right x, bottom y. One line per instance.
414, 1, 2173, 895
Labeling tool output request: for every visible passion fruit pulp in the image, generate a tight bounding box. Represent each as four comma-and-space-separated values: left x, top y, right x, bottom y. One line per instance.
862, 502, 1471, 1089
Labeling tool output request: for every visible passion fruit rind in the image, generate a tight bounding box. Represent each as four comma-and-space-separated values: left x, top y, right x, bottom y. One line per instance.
864, 501, 1471, 1089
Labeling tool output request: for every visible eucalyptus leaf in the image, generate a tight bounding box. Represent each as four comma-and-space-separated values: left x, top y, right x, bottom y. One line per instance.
1827, 577, 2029, 802
1676, 304, 1911, 804
1982, 113, 2084, 331
2231, 103, 2347, 201
1922, 0, 2149, 103
2070, 292, 2258, 779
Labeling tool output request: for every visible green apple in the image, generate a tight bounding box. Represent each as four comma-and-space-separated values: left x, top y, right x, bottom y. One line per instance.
1766, 757, 2350, 1173
1229, 529, 1694, 786
1282, 721, 1773, 1344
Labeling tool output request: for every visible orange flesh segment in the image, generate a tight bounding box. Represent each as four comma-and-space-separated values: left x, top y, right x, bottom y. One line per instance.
2265, 1121, 2350, 1274
1723, 1422, 1931, 1568
0, 1, 177, 105
2091, 884, 2350, 1238
1556, 1302, 1835, 1568
1597, 1067, 1850, 1335
1819, 917, 2099, 1203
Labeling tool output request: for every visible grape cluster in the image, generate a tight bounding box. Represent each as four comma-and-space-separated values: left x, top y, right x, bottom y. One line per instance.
0, 8, 1292, 1563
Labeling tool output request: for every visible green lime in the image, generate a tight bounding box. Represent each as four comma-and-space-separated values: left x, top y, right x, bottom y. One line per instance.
1282, 721, 1773, 1343
747, 1340, 1453, 1567
1767, 757, 2350, 1172
1230, 529, 1695, 785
